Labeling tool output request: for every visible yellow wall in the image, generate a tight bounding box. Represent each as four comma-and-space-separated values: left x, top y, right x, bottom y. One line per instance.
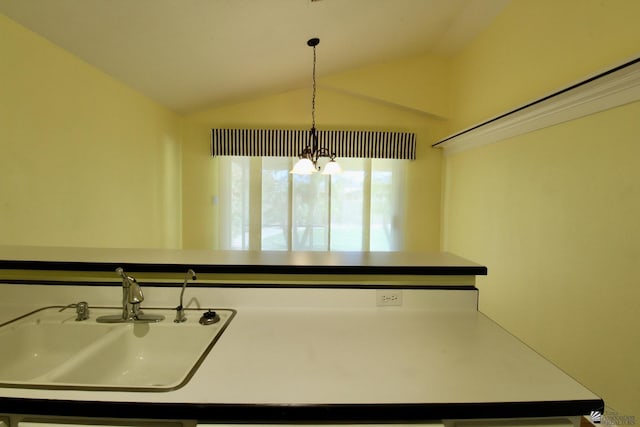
450, 0, 640, 131
443, 0, 640, 417
182, 63, 451, 250
0, 15, 182, 248
321, 53, 451, 119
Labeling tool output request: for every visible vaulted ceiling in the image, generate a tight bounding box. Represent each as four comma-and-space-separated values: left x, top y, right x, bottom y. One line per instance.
0, 0, 509, 113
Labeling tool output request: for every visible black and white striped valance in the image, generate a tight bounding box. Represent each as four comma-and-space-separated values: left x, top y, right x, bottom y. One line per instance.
211, 128, 416, 160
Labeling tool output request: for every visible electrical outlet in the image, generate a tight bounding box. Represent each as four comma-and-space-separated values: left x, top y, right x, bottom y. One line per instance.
376, 289, 403, 307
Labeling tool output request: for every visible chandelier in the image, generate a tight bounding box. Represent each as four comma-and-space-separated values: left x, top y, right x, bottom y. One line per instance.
290, 38, 342, 175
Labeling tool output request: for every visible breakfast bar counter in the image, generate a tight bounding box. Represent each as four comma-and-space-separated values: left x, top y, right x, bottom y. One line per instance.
0, 247, 602, 426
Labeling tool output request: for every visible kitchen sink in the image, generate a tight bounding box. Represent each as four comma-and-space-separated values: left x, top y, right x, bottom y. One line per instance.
0, 306, 235, 391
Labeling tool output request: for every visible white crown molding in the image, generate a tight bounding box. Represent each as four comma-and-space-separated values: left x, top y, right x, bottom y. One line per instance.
434, 58, 640, 155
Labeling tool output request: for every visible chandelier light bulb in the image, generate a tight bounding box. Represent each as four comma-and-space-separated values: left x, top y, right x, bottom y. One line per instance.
290, 158, 317, 174
321, 159, 342, 175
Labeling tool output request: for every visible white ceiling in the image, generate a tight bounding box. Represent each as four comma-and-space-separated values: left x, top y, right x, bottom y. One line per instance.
0, 0, 509, 113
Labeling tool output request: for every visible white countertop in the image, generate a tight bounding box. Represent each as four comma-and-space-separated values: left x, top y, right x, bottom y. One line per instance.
0, 246, 482, 268
0, 284, 601, 421
176, 308, 596, 405
0, 245, 487, 278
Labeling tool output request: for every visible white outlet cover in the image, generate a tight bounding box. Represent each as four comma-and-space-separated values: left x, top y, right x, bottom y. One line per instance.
376, 289, 403, 306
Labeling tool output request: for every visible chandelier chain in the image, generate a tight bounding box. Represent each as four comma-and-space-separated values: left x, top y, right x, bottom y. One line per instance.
311, 43, 317, 130
290, 37, 340, 175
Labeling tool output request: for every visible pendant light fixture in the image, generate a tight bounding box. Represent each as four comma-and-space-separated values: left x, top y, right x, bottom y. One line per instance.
290, 38, 342, 175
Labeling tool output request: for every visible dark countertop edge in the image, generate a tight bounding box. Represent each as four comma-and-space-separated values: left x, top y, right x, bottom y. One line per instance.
0, 260, 488, 276
0, 280, 479, 291
0, 398, 604, 421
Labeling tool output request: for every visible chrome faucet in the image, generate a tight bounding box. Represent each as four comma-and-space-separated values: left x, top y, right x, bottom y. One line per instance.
175, 269, 197, 323
117, 267, 144, 320
96, 268, 164, 323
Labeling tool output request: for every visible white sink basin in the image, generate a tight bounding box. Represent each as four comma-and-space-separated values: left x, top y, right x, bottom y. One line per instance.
0, 306, 235, 391
0, 318, 119, 382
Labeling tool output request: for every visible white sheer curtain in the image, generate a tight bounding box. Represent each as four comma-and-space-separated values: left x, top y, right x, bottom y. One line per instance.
217, 156, 406, 251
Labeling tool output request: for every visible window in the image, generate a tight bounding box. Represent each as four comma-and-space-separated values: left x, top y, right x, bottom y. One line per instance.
217, 157, 406, 251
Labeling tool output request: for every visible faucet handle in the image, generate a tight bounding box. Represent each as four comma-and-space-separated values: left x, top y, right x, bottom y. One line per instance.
59, 301, 90, 321
128, 278, 144, 304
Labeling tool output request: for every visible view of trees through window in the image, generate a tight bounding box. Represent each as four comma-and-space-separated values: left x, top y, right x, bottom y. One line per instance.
219, 157, 405, 251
